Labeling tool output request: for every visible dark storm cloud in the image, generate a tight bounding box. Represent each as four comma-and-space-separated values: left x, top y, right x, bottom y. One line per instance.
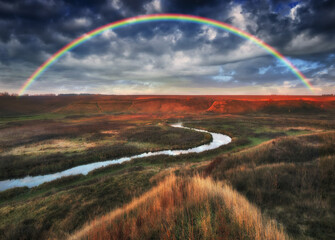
162, 0, 229, 14
296, 0, 335, 34
241, 0, 335, 56
0, 0, 334, 94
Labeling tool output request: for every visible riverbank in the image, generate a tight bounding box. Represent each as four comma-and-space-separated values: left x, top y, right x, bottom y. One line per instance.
0, 123, 230, 191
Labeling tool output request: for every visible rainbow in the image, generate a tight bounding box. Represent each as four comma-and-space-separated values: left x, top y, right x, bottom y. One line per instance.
18, 14, 314, 95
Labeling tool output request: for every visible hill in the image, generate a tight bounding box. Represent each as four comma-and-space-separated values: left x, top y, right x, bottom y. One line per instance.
69, 174, 288, 240
206, 131, 335, 239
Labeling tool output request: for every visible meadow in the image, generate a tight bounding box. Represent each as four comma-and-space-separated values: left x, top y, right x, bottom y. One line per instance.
0, 118, 211, 179
0, 95, 334, 240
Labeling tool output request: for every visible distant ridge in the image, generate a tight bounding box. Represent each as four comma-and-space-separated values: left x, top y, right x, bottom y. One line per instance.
1, 95, 335, 116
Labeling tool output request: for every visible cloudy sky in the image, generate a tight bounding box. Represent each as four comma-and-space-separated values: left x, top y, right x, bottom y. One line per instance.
0, 0, 334, 95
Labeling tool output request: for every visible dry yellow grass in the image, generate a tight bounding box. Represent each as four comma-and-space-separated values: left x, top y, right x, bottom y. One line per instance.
2, 139, 97, 156
69, 175, 288, 240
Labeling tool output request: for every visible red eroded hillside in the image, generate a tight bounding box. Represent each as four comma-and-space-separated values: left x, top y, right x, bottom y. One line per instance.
128, 97, 212, 113
206, 100, 266, 113
0, 95, 335, 116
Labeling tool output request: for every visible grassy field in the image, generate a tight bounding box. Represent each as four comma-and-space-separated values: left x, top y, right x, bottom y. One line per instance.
0, 117, 211, 179
0, 98, 334, 239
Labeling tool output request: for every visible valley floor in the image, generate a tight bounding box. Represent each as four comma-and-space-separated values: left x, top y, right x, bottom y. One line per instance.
0, 96, 334, 239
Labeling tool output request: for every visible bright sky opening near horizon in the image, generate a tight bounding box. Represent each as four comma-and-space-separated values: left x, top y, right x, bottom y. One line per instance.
0, 0, 334, 95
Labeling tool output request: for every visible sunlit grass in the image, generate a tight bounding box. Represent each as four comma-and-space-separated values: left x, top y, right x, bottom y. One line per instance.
70, 174, 288, 240
207, 131, 335, 239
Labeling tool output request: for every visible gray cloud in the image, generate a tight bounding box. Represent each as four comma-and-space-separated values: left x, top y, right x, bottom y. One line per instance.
0, 0, 334, 94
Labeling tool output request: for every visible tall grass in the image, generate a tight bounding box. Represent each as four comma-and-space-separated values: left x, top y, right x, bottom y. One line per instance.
70, 175, 288, 240
207, 131, 335, 176
207, 131, 335, 239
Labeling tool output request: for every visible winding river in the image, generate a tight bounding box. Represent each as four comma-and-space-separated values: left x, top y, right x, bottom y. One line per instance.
0, 123, 231, 191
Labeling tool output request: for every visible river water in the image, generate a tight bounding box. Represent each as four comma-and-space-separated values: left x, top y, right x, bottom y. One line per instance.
0, 123, 231, 191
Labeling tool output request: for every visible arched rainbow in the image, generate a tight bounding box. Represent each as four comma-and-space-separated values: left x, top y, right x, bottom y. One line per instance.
18, 13, 314, 95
